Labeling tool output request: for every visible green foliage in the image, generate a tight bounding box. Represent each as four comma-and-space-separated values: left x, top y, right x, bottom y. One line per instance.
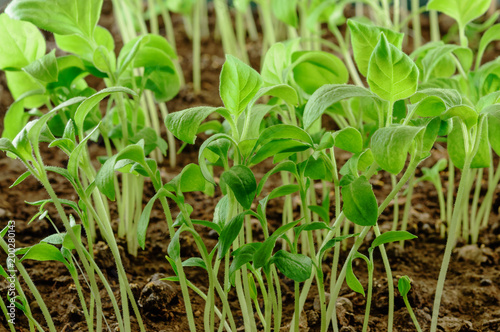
427, 0, 491, 29
341, 176, 378, 226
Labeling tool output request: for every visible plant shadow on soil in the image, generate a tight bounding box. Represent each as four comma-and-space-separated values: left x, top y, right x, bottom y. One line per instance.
1, 2, 500, 331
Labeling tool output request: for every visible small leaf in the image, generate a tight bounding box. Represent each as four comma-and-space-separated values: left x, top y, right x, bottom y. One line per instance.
303, 84, 376, 130
348, 19, 404, 77
253, 220, 300, 269
20, 243, 66, 265
342, 176, 378, 226
23, 50, 59, 84
427, 0, 491, 29
370, 231, 417, 251
271, 0, 298, 27
221, 166, 256, 210
182, 257, 207, 270
62, 225, 82, 250
398, 276, 412, 297
270, 250, 312, 282
346, 254, 366, 296
229, 242, 262, 285
291, 51, 348, 95
367, 33, 419, 103
477, 24, 500, 67
331, 127, 364, 153
371, 125, 424, 174
220, 54, 263, 116
218, 212, 246, 259
318, 233, 359, 261
167, 164, 206, 193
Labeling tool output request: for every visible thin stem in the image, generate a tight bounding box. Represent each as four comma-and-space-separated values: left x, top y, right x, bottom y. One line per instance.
429, 11, 440, 42
193, 0, 201, 92
404, 296, 423, 332
400, 175, 415, 248
411, 0, 422, 49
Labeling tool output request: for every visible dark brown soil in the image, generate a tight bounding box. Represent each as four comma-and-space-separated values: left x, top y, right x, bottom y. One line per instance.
1, 2, 500, 332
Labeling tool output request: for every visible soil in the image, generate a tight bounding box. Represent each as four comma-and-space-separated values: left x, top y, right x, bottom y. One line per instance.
1, 2, 500, 332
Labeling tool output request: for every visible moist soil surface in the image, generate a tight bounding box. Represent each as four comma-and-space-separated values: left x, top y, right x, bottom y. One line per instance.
1, 2, 500, 332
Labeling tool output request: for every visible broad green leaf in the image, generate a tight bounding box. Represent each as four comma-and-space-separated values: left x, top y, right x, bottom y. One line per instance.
421, 45, 472, 81
253, 220, 300, 269
427, 0, 491, 28
250, 84, 299, 109
166, 164, 206, 193
23, 50, 58, 84
230, 243, 262, 285
331, 127, 363, 153
6, 0, 103, 38
304, 154, 333, 181
303, 84, 376, 130
477, 24, 500, 67
221, 166, 256, 210
20, 243, 66, 265
165, 0, 196, 14
250, 139, 310, 166
398, 276, 412, 297
371, 125, 424, 174
367, 33, 419, 102
271, 0, 298, 28
291, 51, 348, 95
218, 212, 246, 259
255, 124, 314, 148
0, 13, 45, 70
369, 231, 417, 251
441, 105, 478, 129
307, 206, 330, 224
55, 26, 114, 61
5, 71, 47, 108
62, 225, 82, 250
269, 184, 300, 200
342, 176, 378, 226
96, 144, 146, 200
261, 43, 287, 85
2, 101, 30, 140
294, 221, 330, 238
448, 117, 490, 169
165, 107, 229, 144
347, 19, 404, 77
270, 250, 312, 282
220, 54, 263, 116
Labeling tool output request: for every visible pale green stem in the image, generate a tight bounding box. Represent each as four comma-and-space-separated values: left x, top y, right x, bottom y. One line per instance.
411, 0, 422, 49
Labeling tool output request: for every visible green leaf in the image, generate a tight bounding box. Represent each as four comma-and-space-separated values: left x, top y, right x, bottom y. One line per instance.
166, 164, 206, 193
348, 19, 404, 77
218, 212, 246, 259
346, 253, 367, 296
230, 242, 262, 285
62, 225, 82, 250
55, 25, 114, 61
486, 108, 500, 156
261, 43, 288, 85
96, 143, 146, 200
427, 0, 491, 28
0, 13, 45, 70
256, 160, 298, 196
182, 257, 207, 270
307, 206, 330, 224
138, 188, 175, 249
9, 171, 30, 188
448, 117, 490, 169
303, 84, 376, 130
74, 87, 135, 135
220, 54, 263, 116
331, 127, 364, 153
270, 250, 312, 282
421, 45, 472, 81
221, 166, 256, 210
477, 24, 500, 67
291, 51, 348, 95
255, 124, 314, 147
20, 243, 66, 265
371, 125, 424, 174
165, 106, 229, 144
2, 101, 30, 140
168, 225, 186, 261
23, 50, 58, 84
271, 0, 298, 28
370, 231, 417, 251
5, 71, 47, 108
165, 0, 196, 14
398, 276, 412, 297
250, 139, 310, 166
253, 220, 300, 269
367, 33, 419, 102
441, 105, 478, 129
6, 0, 103, 38
318, 233, 359, 261
342, 176, 378, 226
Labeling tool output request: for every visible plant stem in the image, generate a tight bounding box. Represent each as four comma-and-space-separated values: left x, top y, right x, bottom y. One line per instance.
429, 10, 440, 42
391, 174, 400, 231
401, 175, 415, 248
430, 119, 485, 331
447, 158, 455, 226
404, 296, 423, 332
362, 259, 374, 332
193, 0, 201, 93
411, 0, 422, 49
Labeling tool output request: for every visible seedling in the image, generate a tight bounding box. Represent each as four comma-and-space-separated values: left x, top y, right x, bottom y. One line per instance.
398, 276, 423, 332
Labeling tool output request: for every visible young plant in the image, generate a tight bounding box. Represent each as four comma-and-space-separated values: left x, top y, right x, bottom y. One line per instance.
398, 276, 423, 332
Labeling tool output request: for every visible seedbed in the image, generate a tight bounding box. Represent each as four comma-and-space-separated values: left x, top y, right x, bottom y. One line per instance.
1, 1, 500, 332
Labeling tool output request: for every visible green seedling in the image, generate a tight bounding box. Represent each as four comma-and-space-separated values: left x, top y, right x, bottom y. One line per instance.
398, 276, 423, 332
